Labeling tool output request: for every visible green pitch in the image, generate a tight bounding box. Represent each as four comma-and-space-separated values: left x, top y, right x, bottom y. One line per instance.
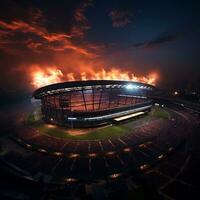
26, 106, 170, 140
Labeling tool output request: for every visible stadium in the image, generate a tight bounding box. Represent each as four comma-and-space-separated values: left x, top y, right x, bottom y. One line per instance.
0, 80, 199, 199
33, 80, 155, 127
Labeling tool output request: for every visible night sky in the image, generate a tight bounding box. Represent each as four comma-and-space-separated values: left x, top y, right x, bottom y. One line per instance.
0, 0, 199, 92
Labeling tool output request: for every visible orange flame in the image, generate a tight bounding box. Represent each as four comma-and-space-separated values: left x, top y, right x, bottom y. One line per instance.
31, 67, 63, 88
31, 66, 158, 88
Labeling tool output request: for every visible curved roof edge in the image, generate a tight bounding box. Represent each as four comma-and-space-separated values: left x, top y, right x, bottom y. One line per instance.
33, 80, 156, 99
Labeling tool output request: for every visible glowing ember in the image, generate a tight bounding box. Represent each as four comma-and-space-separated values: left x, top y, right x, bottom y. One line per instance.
64, 178, 77, 183
38, 148, 47, 153
157, 154, 164, 160
139, 164, 150, 171
31, 66, 158, 88
106, 151, 115, 156
168, 147, 174, 152
88, 153, 97, 158
110, 173, 121, 179
26, 144, 32, 149
123, 148, 132, 152
138, 143, 147, 148
53, 152, 63, 156
69, 153, 80, 158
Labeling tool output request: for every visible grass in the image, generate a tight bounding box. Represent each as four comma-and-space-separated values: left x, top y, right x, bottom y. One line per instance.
73, 125, 132, 140
25, 106, 170, 140
28, 122, 132, 140
151, 106, 170, 119
0, 145, 7, 156
25, 113, 36, 125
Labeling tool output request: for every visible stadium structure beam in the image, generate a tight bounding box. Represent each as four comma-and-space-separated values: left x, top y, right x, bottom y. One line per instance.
82, 87, 87, 111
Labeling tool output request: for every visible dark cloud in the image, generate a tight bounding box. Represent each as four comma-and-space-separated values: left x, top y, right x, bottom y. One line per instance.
133, 24, 198, 49
109, 9, 133, 28
109, 0, 134, 28
134, 34, 177, 48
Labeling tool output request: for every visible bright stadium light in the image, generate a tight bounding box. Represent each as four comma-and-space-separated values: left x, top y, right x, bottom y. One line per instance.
126, 84, 137, 90
68, 117, 77, 120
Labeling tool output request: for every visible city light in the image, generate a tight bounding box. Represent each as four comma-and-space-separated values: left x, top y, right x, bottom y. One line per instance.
174, 91, 178, 95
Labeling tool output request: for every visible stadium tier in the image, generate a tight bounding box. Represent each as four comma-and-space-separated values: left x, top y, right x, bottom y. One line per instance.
33, 80, 155, 127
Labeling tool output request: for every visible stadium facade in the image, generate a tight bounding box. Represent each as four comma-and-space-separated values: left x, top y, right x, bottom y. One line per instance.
33, 80, 155, 127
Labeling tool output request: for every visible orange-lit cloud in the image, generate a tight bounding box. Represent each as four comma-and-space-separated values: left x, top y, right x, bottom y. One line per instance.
0, 1, 160, 92
0, 20, 71, 40
0, 19, 98, 57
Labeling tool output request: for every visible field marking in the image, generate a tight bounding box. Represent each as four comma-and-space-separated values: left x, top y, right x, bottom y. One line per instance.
118, 138, 128, 146
103, 156, 109, 168
166, 108, 189, 122
108, 139, 115, 147
51, 158, 63, 173
70, 158, 77, 171
158, 155, 191, 198
98, 141, 104, 151
116, 155, 126, 166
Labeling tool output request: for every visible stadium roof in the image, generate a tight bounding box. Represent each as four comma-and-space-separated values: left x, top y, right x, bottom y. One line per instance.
33, 80, 156, 99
